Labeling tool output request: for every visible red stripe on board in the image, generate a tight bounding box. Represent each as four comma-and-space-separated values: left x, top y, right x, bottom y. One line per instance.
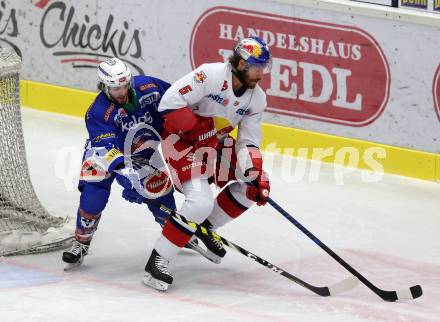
35, 0, 51, 9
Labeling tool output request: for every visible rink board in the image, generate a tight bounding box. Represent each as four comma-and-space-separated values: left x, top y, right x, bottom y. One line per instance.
19, 80, 440, 181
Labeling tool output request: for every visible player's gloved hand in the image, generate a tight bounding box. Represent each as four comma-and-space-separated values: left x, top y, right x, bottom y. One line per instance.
182, 115, 219, 150
242, 146, 270, 206
115, 168, 145, 204
162, 107, 218, 150
245, 168, 270, 206
121, 187, 145, 204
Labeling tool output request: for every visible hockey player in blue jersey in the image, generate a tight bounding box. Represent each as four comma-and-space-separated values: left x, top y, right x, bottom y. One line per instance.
62, 57, 176, 270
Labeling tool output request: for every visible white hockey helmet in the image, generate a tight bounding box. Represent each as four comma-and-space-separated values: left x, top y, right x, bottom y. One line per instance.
97, 57, 132, 97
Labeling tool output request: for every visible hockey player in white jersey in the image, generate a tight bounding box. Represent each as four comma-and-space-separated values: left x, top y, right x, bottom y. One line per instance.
143, 36, 272, 291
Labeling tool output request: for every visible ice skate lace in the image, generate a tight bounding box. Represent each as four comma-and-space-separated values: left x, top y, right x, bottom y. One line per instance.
208, 232, 223, 250
155, 256, 171, 275
70, 242, 87, 256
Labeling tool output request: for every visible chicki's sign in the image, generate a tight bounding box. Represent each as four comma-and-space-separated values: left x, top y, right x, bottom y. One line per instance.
190, 7, 390, 127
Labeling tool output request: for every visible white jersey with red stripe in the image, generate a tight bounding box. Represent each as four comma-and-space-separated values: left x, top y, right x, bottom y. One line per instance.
158, 62, 266, 166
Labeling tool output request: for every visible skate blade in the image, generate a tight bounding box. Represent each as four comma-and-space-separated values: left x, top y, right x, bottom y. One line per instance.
142, 272, 170, 292
186, 241, 222, 264
63, 258, 84, 271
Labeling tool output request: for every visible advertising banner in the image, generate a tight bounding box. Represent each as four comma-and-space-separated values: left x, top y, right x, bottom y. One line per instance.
400, 0, 428, 9
399, 0, 440, 12
191, 7, 390, 127
1, 0, 439, 153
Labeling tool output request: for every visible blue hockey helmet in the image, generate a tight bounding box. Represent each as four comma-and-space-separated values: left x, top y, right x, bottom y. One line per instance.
234, 36, 272, 74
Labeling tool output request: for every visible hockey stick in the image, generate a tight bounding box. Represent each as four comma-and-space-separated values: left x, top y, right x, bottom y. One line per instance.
142, 143, 421, 300
266, 198, 423, 302
213, 148, 423, 301
143, 198, 358, 297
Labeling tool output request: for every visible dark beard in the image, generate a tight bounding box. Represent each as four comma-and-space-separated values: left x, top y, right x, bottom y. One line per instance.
232, 69, 248, 88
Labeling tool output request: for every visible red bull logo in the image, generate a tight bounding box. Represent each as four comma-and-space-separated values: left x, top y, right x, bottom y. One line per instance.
193, 71, 207, 83
242, 41, 262, 58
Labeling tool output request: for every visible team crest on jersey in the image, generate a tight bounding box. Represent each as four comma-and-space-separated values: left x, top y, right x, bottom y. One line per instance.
233, 101, 240, 106
114, 108, 127, 125
131, 133, 157, 154
193, 71, 207, 84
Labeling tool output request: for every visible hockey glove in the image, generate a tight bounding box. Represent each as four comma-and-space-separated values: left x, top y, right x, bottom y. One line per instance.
115, 168, 144, 204
121, 187, 145, 204
245, 168, 270, 206
243, 146, 270, 206
182, 115, 218, 150
163, 107, 218, 150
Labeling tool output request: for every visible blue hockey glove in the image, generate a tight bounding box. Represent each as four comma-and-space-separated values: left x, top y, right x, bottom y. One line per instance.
115, 168, 145, 204
121, 188, 145, 204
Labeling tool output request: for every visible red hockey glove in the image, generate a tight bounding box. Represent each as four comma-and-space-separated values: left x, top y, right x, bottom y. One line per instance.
182, 115, 218, 150
162, 107, 218, 150
245, 169, 270, 206
244, 146, 270, 206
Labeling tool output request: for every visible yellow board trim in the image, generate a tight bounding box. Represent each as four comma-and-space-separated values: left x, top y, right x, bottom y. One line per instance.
20, 80, 95, 117
261, 124, 439, 181
19, 80, 440, 182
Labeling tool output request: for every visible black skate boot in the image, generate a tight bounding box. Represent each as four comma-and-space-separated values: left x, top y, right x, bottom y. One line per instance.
183, 235, 219, 264
62, 240, 89, 271
194, 219, 226, 264
143, 249, 173, 291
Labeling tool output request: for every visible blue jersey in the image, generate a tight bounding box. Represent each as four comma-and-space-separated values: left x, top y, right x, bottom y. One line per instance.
76, 75, 176, 230
84, 75, 170, 172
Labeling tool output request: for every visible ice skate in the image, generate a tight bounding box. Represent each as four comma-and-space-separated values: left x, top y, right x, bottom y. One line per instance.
143, 249, 173, 291
194, 220, 226, 264
62, 240, 89, 271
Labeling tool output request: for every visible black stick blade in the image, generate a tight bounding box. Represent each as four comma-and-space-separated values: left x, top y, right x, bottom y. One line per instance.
381, 284, 423, 302
409, 285, 423, 299
395, 284, 423, 301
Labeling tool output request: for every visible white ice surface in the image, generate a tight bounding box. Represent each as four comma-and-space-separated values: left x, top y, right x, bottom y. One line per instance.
1, 108, 439, 322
